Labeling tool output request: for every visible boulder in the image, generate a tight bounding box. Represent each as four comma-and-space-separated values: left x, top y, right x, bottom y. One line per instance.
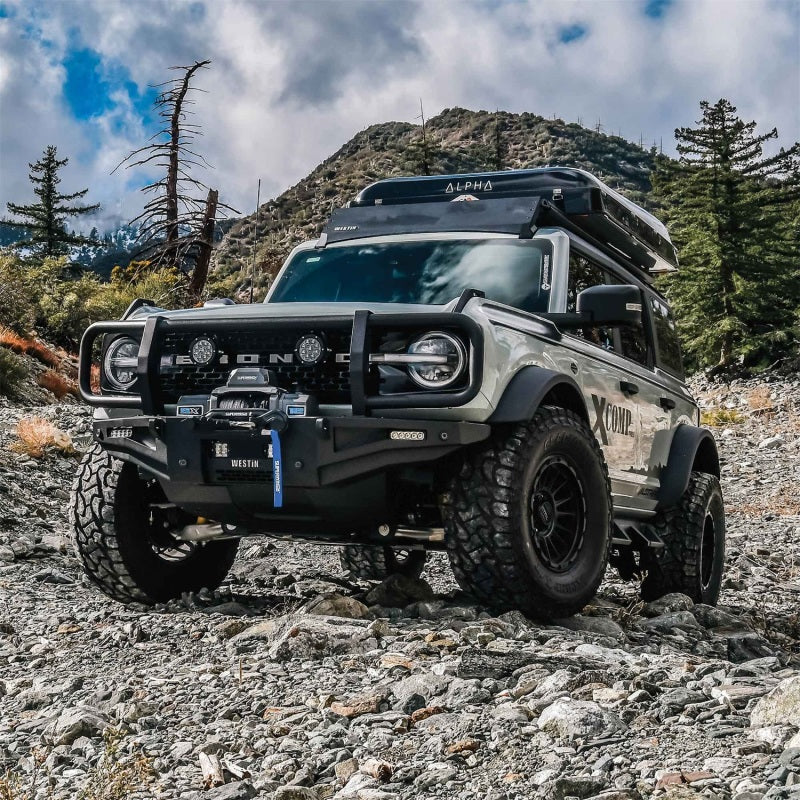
305, 593, 370, 619
751, 676, 800, 728
538, 698, 626, 741
53, 706, 109, 746
364, 574, 433, 607
228, 614, 382, 660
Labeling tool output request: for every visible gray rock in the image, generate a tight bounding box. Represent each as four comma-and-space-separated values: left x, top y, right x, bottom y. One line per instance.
390, 673, 449, 705
205, 782, 258, 800
272, 787, 318, 800
364, 574, 433, 607
556, 616, 626, 642
659, 687, 707, 713
641, 610, 702, 633
305, 593, 369, 619
692, 604, 749, 629
541, 775, 608, 799
443, 677, 490, 708
538, 698, 626, 741
230, 614, 379, 660
457, 647, 539, 678
53, 707, 109, 746
492, 702, 530, 722
752, 677, 800, 727
758, 436, 785, 449
642, 593, 695, 617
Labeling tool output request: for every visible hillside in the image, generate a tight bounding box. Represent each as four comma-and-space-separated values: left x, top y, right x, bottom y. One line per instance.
211, 107, 658, 296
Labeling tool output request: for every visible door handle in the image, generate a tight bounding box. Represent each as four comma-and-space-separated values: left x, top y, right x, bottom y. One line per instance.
620, 381, 639, 396
660, 396, 676, 411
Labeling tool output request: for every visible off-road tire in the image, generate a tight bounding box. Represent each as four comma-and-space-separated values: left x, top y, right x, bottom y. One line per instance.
340, 545, 427, 581
441, 407, 612, 618
70, 446, 239, 605
640, 472, 725, 605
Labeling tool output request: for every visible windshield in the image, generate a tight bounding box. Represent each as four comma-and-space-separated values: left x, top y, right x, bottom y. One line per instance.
268, 238, 552, 312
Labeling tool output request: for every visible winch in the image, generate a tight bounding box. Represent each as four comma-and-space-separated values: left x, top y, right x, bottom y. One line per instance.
176, 367, 318, 427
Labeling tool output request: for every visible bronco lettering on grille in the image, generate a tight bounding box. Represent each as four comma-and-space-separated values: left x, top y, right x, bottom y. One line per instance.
178, 352, 352, 366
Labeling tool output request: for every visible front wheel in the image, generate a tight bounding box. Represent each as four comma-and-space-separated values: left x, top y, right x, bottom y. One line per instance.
441, 407, 612, 618
640, 472, 725, 604
70, 447, 239, 605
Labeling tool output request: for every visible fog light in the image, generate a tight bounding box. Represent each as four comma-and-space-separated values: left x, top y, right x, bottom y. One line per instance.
390, 430, 426, 441
190, 337, 216, 365
109, 427, 133, 439
295, 333, 326, 366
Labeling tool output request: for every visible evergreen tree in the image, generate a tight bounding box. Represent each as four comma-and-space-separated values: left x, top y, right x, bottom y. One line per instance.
652, 99, 800, 370
5, 145, 100, 257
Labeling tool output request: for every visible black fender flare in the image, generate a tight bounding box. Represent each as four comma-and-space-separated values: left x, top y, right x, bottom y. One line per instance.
657, 424, 720, 508
487, 366, 588, 424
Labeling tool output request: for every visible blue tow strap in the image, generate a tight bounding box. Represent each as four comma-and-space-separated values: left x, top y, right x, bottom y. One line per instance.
270, 429, 283, 508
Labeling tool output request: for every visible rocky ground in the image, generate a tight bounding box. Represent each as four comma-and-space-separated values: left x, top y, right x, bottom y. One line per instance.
1, 375, 800, 800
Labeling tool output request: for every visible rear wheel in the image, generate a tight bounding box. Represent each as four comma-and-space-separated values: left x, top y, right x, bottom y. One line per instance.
70, 447, 239, 605
441, 407, 611, 618
340, 544, 427, 581
640, 471, 725, 604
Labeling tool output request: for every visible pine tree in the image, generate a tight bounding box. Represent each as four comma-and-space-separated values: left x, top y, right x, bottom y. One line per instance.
5, 145, 100, 257
652, 99, 800, 370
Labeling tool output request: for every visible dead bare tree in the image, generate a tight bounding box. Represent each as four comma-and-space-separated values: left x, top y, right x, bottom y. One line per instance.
114, 60, 235, 302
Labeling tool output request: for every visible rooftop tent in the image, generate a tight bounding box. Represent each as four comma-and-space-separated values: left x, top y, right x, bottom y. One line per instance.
339, 168, 679, 276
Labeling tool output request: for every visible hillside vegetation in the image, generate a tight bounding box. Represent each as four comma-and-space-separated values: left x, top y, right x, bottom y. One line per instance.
212, 107, 656, 294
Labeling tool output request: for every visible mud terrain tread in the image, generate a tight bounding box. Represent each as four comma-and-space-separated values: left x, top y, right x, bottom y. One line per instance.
641, 472, 725, 603
340, 545, 427, 581
69, 446, 239, 605
441, 407, 612, 618
69, 447, 149, 604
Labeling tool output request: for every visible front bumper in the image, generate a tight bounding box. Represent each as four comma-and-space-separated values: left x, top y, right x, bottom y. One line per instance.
94, 414, 489, 533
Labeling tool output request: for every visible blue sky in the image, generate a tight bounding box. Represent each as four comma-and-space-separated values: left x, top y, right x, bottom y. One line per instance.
0, 0, 797, 232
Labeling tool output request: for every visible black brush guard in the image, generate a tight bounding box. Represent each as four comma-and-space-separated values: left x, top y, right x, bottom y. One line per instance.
78, 310, 483, 414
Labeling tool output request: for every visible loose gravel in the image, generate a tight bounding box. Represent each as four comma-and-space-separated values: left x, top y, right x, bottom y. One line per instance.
0, 374, 799, 800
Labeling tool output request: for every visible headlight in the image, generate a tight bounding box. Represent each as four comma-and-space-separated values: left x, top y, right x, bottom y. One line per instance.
407, 331, 466, 389
103, 337, 140, 391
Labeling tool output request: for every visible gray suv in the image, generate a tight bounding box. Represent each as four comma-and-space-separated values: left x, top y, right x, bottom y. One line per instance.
71, 168, 725, 618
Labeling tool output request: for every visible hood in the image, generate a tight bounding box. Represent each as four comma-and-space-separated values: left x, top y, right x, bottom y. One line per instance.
141, 300, 455, 322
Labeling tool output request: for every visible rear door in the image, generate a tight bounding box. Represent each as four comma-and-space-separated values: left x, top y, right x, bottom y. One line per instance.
645, 293, 698, 478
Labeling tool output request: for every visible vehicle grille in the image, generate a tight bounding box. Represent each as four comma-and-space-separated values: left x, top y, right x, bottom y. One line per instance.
157, 328, 368, 405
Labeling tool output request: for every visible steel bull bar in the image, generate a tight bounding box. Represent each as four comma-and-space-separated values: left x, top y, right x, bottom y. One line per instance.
78, 310, 484, 414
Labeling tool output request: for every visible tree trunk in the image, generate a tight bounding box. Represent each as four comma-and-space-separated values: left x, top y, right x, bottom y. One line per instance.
187, 188, 218, 303
165, 61, 206, 268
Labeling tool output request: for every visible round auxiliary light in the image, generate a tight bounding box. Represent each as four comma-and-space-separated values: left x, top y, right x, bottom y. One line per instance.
190, 337, 216, 365
407, 331, 466, 389
295, 333, 326, 366
103, 337, 140, 391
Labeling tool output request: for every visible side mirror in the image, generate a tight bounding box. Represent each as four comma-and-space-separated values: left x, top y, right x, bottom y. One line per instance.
577, 284, 642, 327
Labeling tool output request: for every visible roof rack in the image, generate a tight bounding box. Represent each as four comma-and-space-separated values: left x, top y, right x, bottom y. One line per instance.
321, 168, 678, 276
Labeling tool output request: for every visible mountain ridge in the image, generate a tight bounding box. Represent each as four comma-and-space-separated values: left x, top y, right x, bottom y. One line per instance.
210, 107, 659, 296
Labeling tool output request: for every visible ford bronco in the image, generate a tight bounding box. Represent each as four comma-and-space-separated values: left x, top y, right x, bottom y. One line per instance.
71, 168, 725, 617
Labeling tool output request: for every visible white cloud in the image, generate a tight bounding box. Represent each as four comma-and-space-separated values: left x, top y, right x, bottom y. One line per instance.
0, 0, 797, 234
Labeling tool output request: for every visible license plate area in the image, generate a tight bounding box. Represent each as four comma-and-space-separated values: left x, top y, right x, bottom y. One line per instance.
206, 438, 273, 484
